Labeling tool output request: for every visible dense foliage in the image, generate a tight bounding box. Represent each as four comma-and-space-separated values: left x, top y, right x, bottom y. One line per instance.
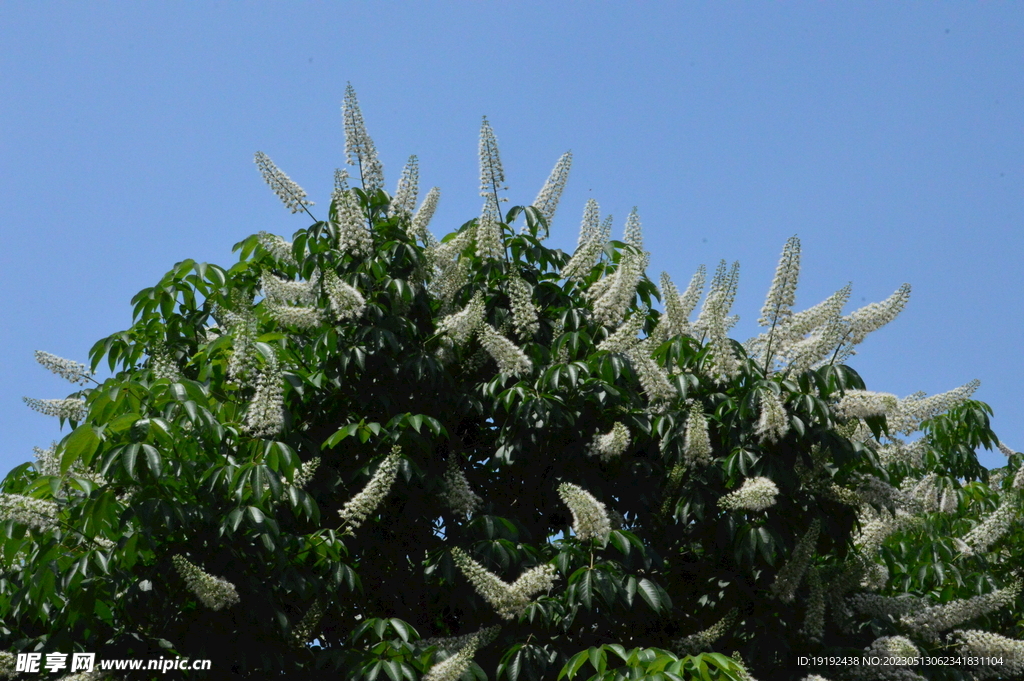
3, 87, 1024, 681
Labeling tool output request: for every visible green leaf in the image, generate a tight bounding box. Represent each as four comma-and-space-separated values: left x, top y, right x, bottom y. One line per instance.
637, 578, 668, 613
141, 444, 162, 477
383, 660, 401, 681
324, 423, 360, 448
227, 508, 244, 532
577, 569, 593, 609
608, 530, 630, 556
624, 575, 637, 606
121, 443, 140, 479
559, 651, 590, 680
62, 425, 102, 472
107, 413, 141, 434
389, 618, 413, 642
93, 550, 109, 574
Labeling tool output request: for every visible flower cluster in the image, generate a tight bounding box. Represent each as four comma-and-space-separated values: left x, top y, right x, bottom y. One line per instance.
450, 548, 558, 619
478, 323, 532, 376
333, 166, 350, 196
718, 477, 779, 512
833, 283, 911, 363
866, 635, 919, 659
860, 560, 889, 592
32, 442, 60, 477
672, 608, 737, 655
334, 187, 374, 258
475, 213, 504, 261
587, 422, 630, 461
323, 270, 366, 321
623, 208, 643, 250
388, 155, 419, 218
475, 117, 507, 261
756, 389, 789, 443
561, 200, 609, 281
745, 275, 850, 375
758, 235, 801, 329
879, 438, 928, 467
1014, 466, 1024, 490
557, 482, 612, 542
940, 487, 959, 514
590, 250, 647, 327
786, 315, 846, 376
551, 319, 570, 363
0, 493, 58, 532
597, 307, 646, 354
422, 627, 498, 681
659, 267, 704, 339
422, 649, 474, 681
291, 599, 324, 648
23, 397, 87, 421
901, 473, 939, 512
419, 625, 500, 654
886, 380, 981, 435
261, 271, 317, 305
695, 261, 741, 382
257, 231, 298, 266
507, 274, 539, 338
847, 593, 924, 620
801, 568, 826, 641
442, 458, 482, 518
410, 187, 441, 242
433, 255, 472, 313
531, 151, 572, 231
835, 390, 899, 420
960, 497, 1018, 555
625, 345, 677, 403
342, 83, 384, 194
694, 260, 739, 335
436, 293, 485, 346
221, 300, 258, 383
990, 469, 1007, 490
770, 284, 847, 374
770, 519, 820, 603
337, 447, 403, 531
243, 352, 285, 438
683, 402, 713, 468
293, 457, 320, 489
148, 343, 182, 382
900, 581, 1022, 641
254, 151, 314, 214
34, 350, 91, 384
951, 630, 1024, 678
0, 652, 14, 680
478, 116, 506, 204
172, 555, 240, 611
266, 303, 323, 330
854, 509, 918, 556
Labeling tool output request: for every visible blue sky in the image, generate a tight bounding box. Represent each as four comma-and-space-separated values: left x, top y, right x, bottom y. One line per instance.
1, 3, 1021, 476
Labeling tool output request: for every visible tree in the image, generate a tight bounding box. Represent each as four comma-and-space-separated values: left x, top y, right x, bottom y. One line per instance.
3, 85, 1023, 681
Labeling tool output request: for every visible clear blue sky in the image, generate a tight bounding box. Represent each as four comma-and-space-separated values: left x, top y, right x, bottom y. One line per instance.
2, 3, 1021, 476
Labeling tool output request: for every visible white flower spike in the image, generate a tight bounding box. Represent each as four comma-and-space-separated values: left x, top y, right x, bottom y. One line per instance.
254, 151, 314, 215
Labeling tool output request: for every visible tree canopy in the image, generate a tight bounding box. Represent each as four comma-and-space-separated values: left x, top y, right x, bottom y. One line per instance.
3, 86, 1024, 681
